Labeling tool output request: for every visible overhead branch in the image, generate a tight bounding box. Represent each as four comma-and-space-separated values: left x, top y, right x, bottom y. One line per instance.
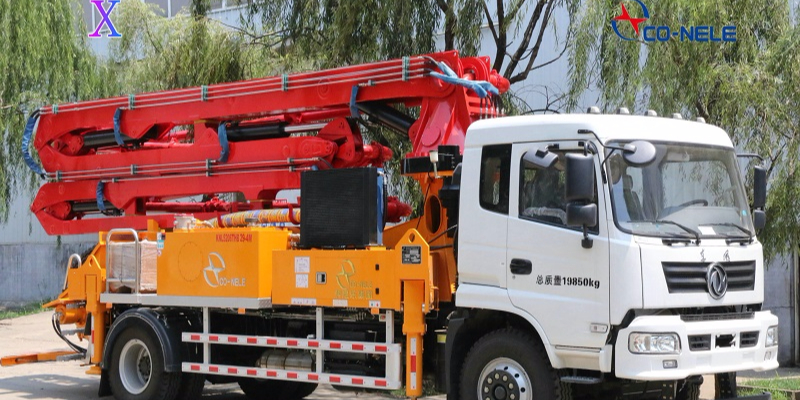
439, 0, 456, 50
695, 99, 710, 121
503, 0, 546, 79
505, 0, 527, 25
491, 0, 508, 71
766, 142, 786, 178
481, 1, 498, 42
531, 29, 571, 71
210, 17, 288, 43
509, 0, 554, 84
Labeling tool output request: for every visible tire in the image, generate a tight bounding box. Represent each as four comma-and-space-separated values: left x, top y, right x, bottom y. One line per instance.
460, 328, 565, 400
238, 379, 317, 400
292, 382, 318, 399
175, 372, 205, 400
109, 324, 180, 400
714, 372, 737, 399
676, 377, 701, 400
176, 340, 205, 400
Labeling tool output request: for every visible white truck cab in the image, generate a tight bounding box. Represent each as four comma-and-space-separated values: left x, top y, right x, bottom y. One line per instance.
451, 113, 778, 400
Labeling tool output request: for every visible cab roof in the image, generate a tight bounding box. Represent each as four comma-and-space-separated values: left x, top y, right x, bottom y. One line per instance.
465, 114, 733, 149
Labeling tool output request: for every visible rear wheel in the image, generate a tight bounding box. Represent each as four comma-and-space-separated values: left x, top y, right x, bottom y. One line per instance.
238, 379, 317, 400
292, 382, 318, 398
175, 372, 205, 400
109, 325, 180, 400
460, 328, 567, 400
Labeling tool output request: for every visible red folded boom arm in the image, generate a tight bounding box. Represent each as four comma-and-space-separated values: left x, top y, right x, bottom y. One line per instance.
28, 51, 508, 235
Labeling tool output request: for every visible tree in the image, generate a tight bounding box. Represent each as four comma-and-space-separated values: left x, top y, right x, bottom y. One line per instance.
0, 0, 116, 219
245, 0, 578, 86
0, 0, 295, 221
109, 0, 253, 92
567, 0, 798, 258
752, 23, 800, 259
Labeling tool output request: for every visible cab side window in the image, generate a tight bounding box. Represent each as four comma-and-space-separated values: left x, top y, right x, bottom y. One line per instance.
519, 150, 598, 231
479, 144, 512, 214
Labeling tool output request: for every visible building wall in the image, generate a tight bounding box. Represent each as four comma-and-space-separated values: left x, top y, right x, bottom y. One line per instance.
0, 186, 95, 306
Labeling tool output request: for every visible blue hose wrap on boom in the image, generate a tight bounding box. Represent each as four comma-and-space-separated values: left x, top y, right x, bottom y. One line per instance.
22, 110, 45, 177
217, 122, 229, 163
430, 61, 499, 98
113, 108, 126, 146
96, 181, 107, 212
349, 86, 360, 119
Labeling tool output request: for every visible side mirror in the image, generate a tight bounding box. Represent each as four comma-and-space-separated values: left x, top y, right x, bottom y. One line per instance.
621, 140, 657, 167
753, 166, 766, 209
567, 203, 598, 227
566, 153, 597, 249
753, 210, 766, 230
565, 153, 595, 202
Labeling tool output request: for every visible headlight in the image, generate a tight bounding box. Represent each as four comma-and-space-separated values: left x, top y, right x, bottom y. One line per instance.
766, 326, 778, 347
629, 332, 681, 354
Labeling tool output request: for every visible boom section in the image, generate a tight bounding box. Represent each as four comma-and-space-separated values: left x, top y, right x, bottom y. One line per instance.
28, 51, 508, 235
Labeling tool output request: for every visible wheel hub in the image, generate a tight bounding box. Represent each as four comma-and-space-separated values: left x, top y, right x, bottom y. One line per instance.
119, 338, 152, 395
478, 357, 529, 400
138, 354, 151, 379
481, 370, 519, 400
494, 384, 507, 399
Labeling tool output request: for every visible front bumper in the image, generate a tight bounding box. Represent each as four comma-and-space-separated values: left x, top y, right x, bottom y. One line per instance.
615, 311, 779, 380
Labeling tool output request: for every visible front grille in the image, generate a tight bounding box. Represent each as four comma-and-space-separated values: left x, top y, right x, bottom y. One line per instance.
741, 331, 759, 348
662, 261, 755, 294
680, 312, 754, 322
688, 335, 711, 351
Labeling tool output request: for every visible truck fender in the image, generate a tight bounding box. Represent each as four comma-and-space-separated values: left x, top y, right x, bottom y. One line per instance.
445, 308, 557, 400
100, 308, 182, 373
444, 312, 467, 400
455, 284, 561, 366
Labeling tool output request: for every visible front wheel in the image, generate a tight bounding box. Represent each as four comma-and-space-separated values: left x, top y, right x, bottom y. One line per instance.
109, 325, 180, 400
460, 328, 567, 400
676, 376, 701, 400
715, 372, 737, 399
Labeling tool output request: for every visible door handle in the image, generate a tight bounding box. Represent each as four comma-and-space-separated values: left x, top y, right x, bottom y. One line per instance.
510, 258, 532, 275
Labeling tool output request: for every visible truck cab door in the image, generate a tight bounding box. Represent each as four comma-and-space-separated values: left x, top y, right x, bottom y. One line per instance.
506, 141, 611, 351
458, 144, 512, 288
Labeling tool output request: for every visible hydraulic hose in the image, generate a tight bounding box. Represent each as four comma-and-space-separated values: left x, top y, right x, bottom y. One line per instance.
21, 110, 45, 177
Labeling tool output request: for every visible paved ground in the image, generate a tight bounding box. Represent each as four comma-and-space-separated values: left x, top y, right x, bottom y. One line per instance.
1, 312, 796, 399
0, 312, 441, 400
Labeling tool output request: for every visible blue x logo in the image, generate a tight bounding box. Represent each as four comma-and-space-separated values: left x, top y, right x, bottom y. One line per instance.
88, 0, 122, 38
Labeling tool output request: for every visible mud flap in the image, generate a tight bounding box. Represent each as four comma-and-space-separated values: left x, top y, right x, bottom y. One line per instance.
98, 369, 111, 397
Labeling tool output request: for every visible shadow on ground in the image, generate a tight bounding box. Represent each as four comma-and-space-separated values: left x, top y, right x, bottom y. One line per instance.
0, 374, 97, 400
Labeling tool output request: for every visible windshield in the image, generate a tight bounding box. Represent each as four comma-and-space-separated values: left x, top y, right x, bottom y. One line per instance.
607, 142, 754, 239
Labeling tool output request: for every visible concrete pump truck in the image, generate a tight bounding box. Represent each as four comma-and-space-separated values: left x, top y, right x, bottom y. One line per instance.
1, 51, 777, 400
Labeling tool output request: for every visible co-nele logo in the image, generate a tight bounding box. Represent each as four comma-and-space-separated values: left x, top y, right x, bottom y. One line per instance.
203, 252, 245, 288
611, 1, 736, 42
